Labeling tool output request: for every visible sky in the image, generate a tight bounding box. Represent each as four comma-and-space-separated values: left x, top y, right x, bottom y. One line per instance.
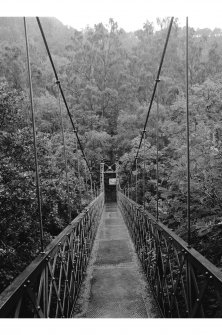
1, 0, 222, 31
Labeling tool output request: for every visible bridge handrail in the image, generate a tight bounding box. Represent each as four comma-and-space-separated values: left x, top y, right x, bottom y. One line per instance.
0, 192, 104, 318
122, 194, 222, 281
117, 191, 222, 317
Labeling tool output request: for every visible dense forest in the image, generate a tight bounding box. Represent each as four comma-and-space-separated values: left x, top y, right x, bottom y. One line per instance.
1, 16, 222, 293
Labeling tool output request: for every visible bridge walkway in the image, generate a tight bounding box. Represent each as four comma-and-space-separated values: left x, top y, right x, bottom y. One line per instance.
73, 202, 160, 318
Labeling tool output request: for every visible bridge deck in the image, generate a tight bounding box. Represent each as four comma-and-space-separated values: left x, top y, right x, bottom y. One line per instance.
73, 203, 160, 318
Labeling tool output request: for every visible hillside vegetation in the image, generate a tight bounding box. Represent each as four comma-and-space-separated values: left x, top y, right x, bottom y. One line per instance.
1, 17, 222, 293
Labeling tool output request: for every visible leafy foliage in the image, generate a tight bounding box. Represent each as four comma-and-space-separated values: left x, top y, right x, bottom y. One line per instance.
1, 16, 222, 293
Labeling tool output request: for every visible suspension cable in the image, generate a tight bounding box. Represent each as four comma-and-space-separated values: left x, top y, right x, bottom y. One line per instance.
24, 17, 44, 252
36, 17, 92, 177
129, 173, 132, 199
186, 17, 191, 247
135, 158, 138, 203
156, 82, 160, 222
128, 17, 174, 181
90, 174, 93, 198
56, 84, 72, 223
84, 163, 88, 193
143, 130, 146, 208
76, 139, 82, 207
185, 17, 192, 318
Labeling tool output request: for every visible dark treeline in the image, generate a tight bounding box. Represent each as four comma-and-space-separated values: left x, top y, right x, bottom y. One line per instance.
1, 17, 222, 293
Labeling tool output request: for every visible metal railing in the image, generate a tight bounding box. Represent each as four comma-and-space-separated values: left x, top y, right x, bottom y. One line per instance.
0, 193, 104, 318
118, 191, 222, 318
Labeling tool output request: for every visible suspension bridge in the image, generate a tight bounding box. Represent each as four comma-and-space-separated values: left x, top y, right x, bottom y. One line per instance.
1, 16, 222, 318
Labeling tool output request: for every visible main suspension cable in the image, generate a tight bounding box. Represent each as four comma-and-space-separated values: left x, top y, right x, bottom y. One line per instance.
128, 17, 174, 180
36, 17, 92, 177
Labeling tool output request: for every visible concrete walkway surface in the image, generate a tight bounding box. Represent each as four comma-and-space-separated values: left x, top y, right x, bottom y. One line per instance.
73, 203, 160, 318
